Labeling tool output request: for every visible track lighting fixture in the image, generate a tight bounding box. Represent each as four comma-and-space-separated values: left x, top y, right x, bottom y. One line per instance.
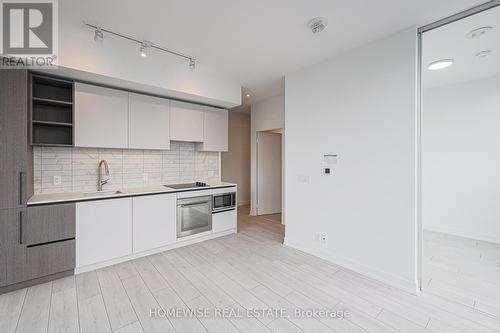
94, 28, 103, 42
83, 21, 196, 70
140, 41, 150, 57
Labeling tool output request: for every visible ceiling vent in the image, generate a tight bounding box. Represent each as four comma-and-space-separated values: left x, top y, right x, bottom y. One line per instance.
307, 17, 328, 34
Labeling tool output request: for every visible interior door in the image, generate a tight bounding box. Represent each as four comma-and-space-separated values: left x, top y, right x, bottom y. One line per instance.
257, 132, 282, 215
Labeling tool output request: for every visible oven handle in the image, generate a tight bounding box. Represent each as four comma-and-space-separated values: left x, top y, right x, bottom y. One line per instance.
179, 201, 210, 208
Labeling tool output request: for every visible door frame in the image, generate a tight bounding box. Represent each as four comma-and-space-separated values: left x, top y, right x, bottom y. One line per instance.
416, 0, 500, 291
255, 129, 284, 218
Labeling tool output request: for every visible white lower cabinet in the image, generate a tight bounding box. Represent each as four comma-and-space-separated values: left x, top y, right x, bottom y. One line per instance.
212, 209, 237, 233
76, 198, 133, 268
132, 193, 176, 253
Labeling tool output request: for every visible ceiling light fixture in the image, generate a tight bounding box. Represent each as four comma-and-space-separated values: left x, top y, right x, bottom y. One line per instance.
83, 21, 196, 70
245, 93, 251, 98
476, 49, 493, 58
428, 59, 454, 70
307, 17, 328, 34
466, 26, 493, 39
140, 41, 150, 57
94, 28, 103, 42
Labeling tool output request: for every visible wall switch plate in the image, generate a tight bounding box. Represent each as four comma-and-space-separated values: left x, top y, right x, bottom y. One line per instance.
53, 175, 61, 185
142, 173, 148, 182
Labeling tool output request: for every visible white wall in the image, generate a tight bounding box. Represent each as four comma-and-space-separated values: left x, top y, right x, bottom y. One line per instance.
250, 95, 285, 215
284, 28, 418, 292
57, 22, 241, 108
221, 109, 251, 205
423, 75, 500, 244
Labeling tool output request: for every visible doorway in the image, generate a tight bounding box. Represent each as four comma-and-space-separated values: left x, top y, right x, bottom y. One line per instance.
256, 129, 283, 223
419, 3, 500, 312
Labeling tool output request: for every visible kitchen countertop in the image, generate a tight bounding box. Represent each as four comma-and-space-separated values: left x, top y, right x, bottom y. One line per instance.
28, 182, 237, 206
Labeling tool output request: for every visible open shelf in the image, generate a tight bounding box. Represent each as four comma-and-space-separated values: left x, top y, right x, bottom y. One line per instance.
32, 97, 73, 106
32, 123, 73, 146
32, 120, 73, 127
31, 74, 74, 146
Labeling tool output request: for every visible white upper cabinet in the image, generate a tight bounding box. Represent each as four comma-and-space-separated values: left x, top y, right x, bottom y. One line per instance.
197, 107, 228, 152
170, 100, 204, 142
129, 93, 170, 150
74, 83, 129, 149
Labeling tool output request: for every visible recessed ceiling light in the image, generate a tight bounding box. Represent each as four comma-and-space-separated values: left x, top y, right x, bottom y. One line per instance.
307, 17, 328, 34
466, 26, 493, 39
245, 93, 251, 98
428, 59, 454, 70
476, 49, 493, 58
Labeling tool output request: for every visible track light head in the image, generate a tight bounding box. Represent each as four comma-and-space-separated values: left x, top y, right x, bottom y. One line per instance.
189, 58, 195, 70
94, 28, 103, 42
140, 41, 150, 57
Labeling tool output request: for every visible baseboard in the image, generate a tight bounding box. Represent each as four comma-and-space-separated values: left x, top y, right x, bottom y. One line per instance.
75, 229, 236, 274
283, 238, 418, 295
0, 270, 74, 295
424, 225, 500, 244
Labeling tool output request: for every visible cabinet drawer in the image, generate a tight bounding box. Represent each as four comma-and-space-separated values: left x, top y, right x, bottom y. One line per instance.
26, 239, 75, 280
212, 208, 237, 233
26, 203, 75, 245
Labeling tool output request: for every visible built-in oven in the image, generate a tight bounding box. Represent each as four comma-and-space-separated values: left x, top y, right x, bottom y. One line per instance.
177, 195, 212, 238
212, 192, 236, 212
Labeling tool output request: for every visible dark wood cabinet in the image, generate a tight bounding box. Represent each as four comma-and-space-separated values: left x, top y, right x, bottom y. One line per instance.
0, 70, 29, 210
0, 71, 75, 293
26, 239, 75, 280
26, 203, 75, 245
0, 209, 27, 287
0, 203, 76, 291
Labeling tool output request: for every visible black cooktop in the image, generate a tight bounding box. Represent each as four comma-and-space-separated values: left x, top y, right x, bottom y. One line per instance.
165, 182, 209, 189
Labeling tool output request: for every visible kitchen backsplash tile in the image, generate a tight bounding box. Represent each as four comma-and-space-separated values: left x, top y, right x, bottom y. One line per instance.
33, 141, 220, 194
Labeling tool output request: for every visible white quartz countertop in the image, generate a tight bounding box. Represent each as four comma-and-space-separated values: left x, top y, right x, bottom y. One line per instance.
28, 182, 237, 205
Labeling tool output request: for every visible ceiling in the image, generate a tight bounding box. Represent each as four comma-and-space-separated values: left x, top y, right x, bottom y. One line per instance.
60, 0, 487, 103
423, 4, 500, 89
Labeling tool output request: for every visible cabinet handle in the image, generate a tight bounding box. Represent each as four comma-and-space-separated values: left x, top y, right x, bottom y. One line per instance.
19, 172, 24, 205
180, 201, 210, 208
19, 211, 25, 244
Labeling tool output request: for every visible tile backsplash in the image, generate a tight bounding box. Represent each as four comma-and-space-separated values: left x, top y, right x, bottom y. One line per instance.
33, 142, 220, 194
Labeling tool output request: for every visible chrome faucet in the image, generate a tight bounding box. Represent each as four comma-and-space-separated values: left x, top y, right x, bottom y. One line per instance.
97, 160, 109, 191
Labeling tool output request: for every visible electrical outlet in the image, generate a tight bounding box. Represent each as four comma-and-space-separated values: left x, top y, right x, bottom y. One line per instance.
53, 175, 61, 185
320, 233, 327, 244
142, 173, 148, 182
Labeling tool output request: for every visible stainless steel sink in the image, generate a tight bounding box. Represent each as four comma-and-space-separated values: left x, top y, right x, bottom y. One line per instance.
81, 190, 123, 197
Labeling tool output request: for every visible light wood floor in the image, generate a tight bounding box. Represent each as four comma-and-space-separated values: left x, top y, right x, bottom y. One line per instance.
1, 208, 500, 333
423, 230, 500, 321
